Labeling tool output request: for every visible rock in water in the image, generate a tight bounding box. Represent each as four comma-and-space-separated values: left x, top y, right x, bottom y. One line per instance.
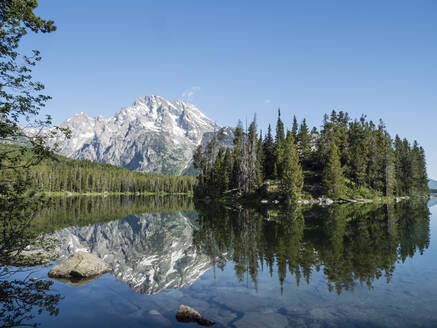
176, 305, 215, 326
48, 251, 111, 279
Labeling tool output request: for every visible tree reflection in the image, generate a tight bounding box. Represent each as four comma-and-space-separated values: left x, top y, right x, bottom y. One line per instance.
193, 200, 430, 294
0, 270, 62, 327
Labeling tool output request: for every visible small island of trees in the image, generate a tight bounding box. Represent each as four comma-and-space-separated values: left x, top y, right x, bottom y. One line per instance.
193, 110, 429, 203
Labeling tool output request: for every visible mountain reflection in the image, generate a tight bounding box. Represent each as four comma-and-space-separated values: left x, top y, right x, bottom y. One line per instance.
52, 210, 212, 295
41, 196, 430, 296
193, 201, 430, 294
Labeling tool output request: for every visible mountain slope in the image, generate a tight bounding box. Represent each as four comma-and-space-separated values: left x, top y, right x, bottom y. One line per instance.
51, 96, 232, 175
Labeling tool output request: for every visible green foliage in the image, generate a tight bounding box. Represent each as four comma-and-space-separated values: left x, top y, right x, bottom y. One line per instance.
317, 110, 428, 198
195, 120, 260, 197
262, 124, 275, 179
274, 109, 285, 177
297, 118, 312, 166
322, 143, 345, 199
0, 1, 69, 266
25, 152, 196, 194
193, 109, 429, 201
279, 131, 303, 204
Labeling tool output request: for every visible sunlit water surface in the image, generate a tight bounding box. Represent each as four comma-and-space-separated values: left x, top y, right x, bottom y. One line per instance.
2, 195, 437, 328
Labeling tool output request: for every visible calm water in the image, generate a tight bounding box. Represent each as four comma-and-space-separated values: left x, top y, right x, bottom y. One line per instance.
2, 195, 437, 327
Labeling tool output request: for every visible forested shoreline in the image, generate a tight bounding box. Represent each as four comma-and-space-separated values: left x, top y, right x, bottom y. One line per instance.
194, 110, 429, 203
0, 148, 196, 195
32, 156, 196, 194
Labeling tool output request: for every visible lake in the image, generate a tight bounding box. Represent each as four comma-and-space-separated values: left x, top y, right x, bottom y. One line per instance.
2, 195, 437, 327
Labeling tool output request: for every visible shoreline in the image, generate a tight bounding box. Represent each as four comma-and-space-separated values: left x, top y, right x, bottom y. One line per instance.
196, 193, 432, 208
39, 191, 193, 197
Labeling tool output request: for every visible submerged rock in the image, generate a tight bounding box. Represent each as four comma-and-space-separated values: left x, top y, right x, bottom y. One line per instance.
176, 304, 215, 326
48, 251, 111, 279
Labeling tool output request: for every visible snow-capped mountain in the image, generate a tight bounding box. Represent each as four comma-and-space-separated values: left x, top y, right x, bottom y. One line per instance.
52, 211, 223, 294
51, 95, 232, 175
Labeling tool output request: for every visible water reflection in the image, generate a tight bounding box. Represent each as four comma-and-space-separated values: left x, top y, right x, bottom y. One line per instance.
51, 211, 214, 294
32, 196, 431, 296
193, 201, 430, 294
428, 195, 437, 208
32, 195, 194, 233
0, 271, 62, 327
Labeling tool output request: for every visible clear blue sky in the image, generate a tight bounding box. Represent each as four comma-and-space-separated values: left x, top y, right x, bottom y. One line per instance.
25, 0, 437, 178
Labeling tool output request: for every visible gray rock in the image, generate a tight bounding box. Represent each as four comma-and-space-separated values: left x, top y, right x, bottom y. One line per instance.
48, 251, 111, 279
176, 304, 215, 326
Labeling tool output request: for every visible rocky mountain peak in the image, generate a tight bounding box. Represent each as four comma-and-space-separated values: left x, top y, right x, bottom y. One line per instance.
50, 95, 232, 175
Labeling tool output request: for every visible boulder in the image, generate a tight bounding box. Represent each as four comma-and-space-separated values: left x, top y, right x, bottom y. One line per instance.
176, 304, 215, 326
48, 251, 111, 279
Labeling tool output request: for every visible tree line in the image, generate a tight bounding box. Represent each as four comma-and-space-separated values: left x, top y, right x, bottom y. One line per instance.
26, 155, 196, 194
193, 110, 429, 202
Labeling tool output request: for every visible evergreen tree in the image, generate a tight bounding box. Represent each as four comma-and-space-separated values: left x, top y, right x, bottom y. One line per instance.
275, 109, 285, 177
279, 131, 304, 204
291, 115, 298, 141
297, 118, 312, 166
322, 143, 345, 199
262, 124, 275, 179
383, 131, 395, 197
347, 119, 368, 187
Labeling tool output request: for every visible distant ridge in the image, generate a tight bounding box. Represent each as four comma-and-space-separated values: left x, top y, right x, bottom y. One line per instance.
429, 179, 437, 191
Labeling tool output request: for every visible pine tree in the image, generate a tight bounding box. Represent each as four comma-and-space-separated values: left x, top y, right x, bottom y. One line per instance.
383, 132, 395, 197
279, 131, 304, 204
297, 118, 312, 166
291, 115, 299, 141
275, 109, 285, 177
322, 143, 345, 199
263, 124, 275, 179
